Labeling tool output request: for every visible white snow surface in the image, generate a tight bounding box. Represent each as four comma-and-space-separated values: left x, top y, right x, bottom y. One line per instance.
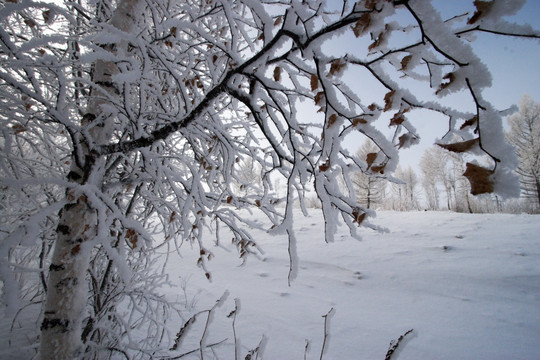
2, 210, 539, 359
165, 210, 540, 360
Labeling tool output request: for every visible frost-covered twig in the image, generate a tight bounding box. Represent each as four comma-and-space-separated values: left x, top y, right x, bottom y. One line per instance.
319, 307, 335, 360
244, 335, 266, 360
384, 329, 414, 360
304, 339, 311, 360
229, 298, 241, 360
162, 339, 228, 360
200, 291, 229, 359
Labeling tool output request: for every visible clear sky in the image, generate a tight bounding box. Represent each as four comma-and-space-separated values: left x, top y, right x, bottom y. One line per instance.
434, 0, 540, 108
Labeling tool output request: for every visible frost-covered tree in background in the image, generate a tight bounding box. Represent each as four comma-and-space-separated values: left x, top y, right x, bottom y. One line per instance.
419, 146, 444, 210
389, 165, 420, 211
0, 0, 538, 358
420, 145, 503, 213
506, 95, 540, 212
420, 146, 472, 212
232, 157, 263, 197
352, 141, 386, 209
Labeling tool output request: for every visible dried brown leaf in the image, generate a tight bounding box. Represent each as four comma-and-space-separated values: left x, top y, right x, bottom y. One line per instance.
365, 0, 378, 10
460, 116, 478, 130
169, 211, 176, 223
389, 111, 405, 126
24, 19, 37, 28
366, 153, 377, 168
274, 16, 283, 26
468, 0, 493, 24
126, 228, 138, 249
463, 162, 494, 195
436, 72, 456, 95
371, 163, 386, 174
400, 55, 413, 70
310, 73, 319, 91
327, 114, 338, 128
329, 59, 346, 76
273, 66, 281, 82
319, 160, 330, 172
398, 133, 410, 149
12, 123, 26, 134
42, 10, 52, 23
437, 138, 479, 153
314, 91, 325, 105
352, 13, 371, 37
353, 117, 368, 126
352, 208, 366, 225
368, 31, 385, 51
71, 244, 81, 256
384, 90, 396, 112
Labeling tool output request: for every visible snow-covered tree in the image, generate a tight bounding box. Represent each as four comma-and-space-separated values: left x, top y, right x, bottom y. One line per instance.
389, 165, 420, 211
232, 157, 263, 197
420, 146, 446, 210
352, 141, 386, 209
0, 0, 538, 358
420, 145, 485, 213
420, 146, 465, 211
506, 95, 540, 211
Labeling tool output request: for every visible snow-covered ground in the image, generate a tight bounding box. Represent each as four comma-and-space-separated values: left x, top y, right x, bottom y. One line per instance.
166, 210, 540, 360
1, 210, 539, 359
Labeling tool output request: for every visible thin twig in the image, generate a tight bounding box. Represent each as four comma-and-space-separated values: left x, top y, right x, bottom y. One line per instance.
385, 329, 414, 360
304, 339, 310, 360
162, 339, 228, 360
200, 291, 229, 359
456, 26, 540, 39
230, 298, 240, 360
169, 314, 197, 351
319, 307, 335, 360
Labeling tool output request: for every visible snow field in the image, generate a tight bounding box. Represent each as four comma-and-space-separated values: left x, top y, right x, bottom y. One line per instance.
164, 210, 540, 360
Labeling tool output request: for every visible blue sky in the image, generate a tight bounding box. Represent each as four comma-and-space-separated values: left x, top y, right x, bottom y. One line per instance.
332, 0, 540, 170
400, 0, 540, 170
439, 0, 540, 108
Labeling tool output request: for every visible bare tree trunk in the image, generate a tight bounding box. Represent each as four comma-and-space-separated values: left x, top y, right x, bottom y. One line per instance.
535, 177, 540, 210
40, 197, 97, 359
40, 1, 142, 358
